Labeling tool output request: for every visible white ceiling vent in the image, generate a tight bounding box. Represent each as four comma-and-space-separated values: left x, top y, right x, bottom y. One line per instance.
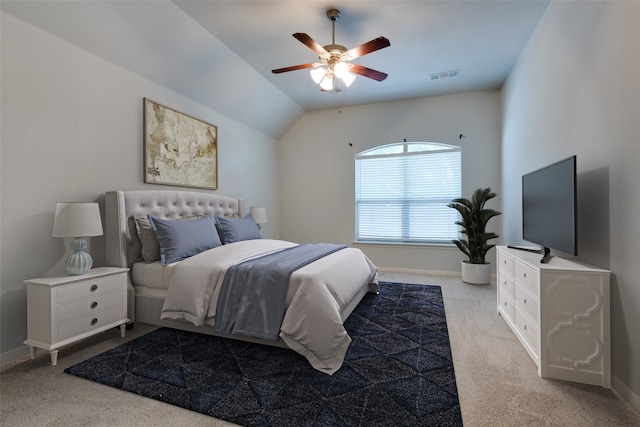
430, 70, 460, 80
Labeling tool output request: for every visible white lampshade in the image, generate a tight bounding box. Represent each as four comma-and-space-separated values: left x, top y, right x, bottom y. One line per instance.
52, 203, 103, 238
320, 75, 334, 91
250, 207, 268, 224
333, 62, 349, 79
341, 72, 356, 87
52, 203, 103, 276
310, 67, 326, 84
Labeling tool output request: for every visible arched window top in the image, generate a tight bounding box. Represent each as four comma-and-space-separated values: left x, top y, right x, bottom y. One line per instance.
357, 142, 459, 158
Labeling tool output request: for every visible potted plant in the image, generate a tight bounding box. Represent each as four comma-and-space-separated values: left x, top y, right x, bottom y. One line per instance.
448, 188, 501, 284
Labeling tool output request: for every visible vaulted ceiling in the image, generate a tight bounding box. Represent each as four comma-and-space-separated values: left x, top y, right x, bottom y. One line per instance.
2, 1, 550, 138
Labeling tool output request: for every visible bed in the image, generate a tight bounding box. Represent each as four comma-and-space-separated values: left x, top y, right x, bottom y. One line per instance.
105, 190, 378, 374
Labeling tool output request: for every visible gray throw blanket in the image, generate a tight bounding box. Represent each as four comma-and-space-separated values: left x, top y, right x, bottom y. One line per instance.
213, 243, 346, 341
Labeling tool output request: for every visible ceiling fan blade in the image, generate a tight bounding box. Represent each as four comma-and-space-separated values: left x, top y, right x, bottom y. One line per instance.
292, 33, 328, 55
350, 64, 388, 82
344, 37, 390, 60
272, 63, 316, 74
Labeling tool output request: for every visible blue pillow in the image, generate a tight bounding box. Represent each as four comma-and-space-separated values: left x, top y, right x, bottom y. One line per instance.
215, 214, 262, 244
147, 215, 221, 265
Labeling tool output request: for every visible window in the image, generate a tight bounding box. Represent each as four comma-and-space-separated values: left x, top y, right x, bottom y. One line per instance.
355, 142, 461, 244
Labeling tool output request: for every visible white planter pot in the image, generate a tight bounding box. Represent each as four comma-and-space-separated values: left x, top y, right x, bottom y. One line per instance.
461, 261, 491, 285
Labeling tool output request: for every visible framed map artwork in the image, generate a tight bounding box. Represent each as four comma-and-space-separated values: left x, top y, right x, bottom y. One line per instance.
143, 98, 218, 189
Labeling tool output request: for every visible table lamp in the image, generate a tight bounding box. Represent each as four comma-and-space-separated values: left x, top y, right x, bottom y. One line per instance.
250, 207, 267, 230
52, 202, 103, 275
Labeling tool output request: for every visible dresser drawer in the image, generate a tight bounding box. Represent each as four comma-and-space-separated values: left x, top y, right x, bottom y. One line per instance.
57, 275, 124, 303
499, 273, 515, 299
515, 283, 539, 323
57, 290, 123, 323
58, 305, 124, 341
515, 261, 539, 294
498, 252, 515, 276
515, 306, 539, 355
498, 291, 515, 323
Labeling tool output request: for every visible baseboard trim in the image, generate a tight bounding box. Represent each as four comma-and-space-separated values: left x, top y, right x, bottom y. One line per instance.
0, 345, 30, 367
377, 266, 461, 276
377, 266, 497, 280
612, 375, 640, 413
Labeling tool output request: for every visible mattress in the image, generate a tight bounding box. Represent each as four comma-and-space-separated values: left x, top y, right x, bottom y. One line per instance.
131, 261, 176, 290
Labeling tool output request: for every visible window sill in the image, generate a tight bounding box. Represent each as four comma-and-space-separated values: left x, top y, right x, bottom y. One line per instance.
353, 241, 457, 249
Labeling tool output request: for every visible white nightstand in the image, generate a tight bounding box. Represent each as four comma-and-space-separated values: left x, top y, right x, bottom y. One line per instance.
24, 267, 130, 365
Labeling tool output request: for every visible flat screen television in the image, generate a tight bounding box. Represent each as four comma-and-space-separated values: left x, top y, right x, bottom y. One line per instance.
520, 155, 577, 263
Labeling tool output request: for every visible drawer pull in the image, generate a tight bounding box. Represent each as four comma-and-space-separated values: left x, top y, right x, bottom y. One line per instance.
524, 324, 527, 331
523, 272, 527, 279
523, 298, 527, 304
90, 284, 98, 292
90, 301, 98, 309
90, 318, 98, 326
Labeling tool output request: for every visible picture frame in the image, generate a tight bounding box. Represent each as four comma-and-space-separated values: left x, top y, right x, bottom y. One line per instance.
143, 98, 218, 190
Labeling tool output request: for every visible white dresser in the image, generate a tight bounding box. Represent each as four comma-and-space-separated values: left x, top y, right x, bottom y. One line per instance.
24, 267, 130, 365
496, 246, 611, 388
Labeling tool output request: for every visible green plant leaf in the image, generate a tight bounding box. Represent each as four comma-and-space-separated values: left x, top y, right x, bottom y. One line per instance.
448, 187, 502, 264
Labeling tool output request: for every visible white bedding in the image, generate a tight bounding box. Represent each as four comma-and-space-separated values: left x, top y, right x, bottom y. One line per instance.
160, 239, 378, 374
131, 261, 175, 290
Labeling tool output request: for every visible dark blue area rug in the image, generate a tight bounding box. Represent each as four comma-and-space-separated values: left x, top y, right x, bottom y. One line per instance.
65, 282, 462, 426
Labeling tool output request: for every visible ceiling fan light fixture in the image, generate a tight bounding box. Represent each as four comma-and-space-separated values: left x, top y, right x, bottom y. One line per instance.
333, 61, 349, 79
341, 71, 356, 87
320, 75, 334, 91
310, 67, 326, 84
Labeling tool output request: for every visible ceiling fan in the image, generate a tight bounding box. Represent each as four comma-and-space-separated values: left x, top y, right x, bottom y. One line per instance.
271, 9, 390, 92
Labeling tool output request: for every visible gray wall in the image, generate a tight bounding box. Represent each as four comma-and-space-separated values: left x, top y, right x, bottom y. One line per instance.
278, 91, 502, 273
502, 1, 640, 405
0, 13, 280, 360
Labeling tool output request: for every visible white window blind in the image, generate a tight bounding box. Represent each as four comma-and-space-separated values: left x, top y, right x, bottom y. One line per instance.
355, 142, 461, 244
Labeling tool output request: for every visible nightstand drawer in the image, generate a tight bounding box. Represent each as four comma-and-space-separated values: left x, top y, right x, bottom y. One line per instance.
57, 275, 123, 303
58, 290, 123, 322
58, 305, 124, 341
515, 261, 539, 294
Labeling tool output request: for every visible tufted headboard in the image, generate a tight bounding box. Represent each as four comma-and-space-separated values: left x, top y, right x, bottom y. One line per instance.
105, 190, 244, 270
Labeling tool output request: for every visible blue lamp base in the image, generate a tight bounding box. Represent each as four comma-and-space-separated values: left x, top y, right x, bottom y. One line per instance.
66, 238, 93, 275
